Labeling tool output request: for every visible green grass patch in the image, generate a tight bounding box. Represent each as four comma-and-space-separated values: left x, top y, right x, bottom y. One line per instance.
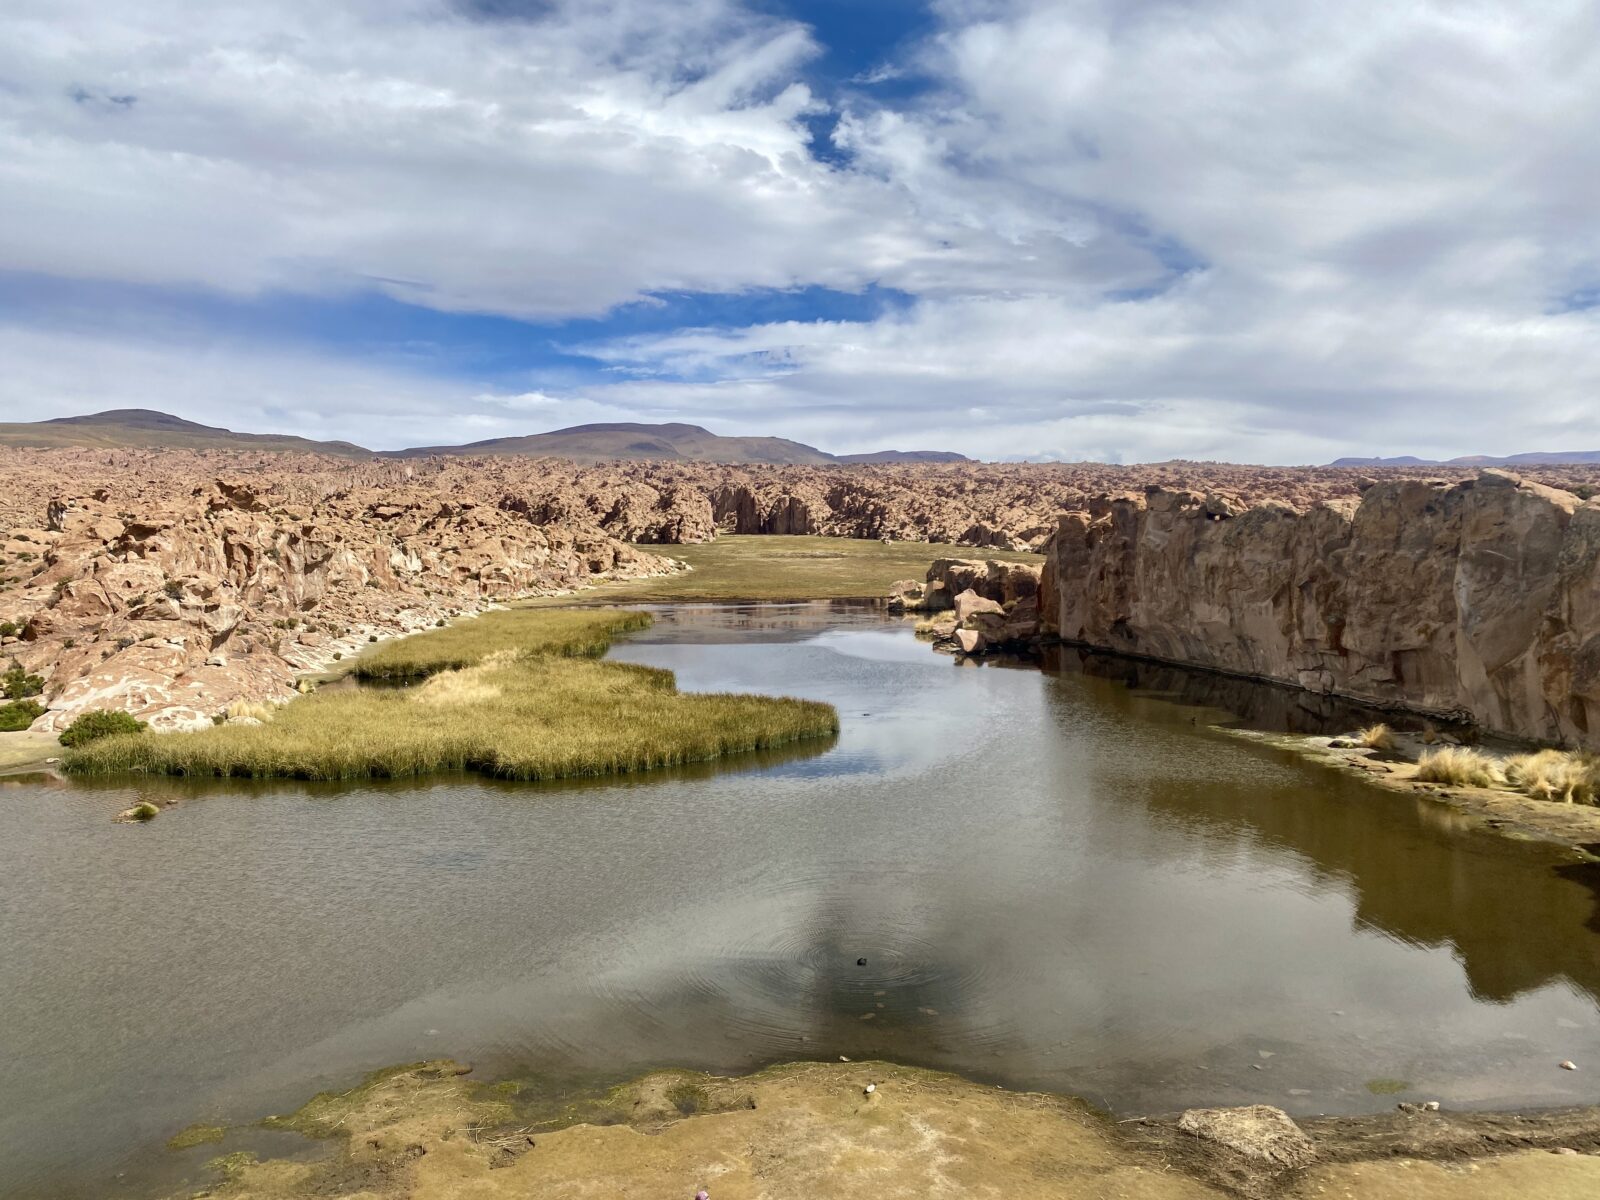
354, 608, 651, 679
167, 1123, 226, 1150
1364, 1078, 1411, 1095
531, 535, 1041, 605
64, 609, 836, 781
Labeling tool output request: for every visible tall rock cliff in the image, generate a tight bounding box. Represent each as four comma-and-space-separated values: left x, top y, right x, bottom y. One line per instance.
1043, 470, 1600, 748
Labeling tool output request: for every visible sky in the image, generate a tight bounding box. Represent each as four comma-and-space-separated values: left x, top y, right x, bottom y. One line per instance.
1, 0, 1596, 463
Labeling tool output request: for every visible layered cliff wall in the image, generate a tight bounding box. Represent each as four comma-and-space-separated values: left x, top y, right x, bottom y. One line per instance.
1043, 470, 1600, 748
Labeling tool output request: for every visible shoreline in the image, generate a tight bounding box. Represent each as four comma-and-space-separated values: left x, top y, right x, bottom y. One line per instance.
144, 1058, 1600, 1200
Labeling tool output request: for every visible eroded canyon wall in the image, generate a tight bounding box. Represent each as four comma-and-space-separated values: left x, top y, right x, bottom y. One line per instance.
1043, 470, 1600, 748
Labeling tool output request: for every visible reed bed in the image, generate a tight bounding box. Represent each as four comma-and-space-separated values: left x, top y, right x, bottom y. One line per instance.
353, 609, 652, 679
66, 610, 837, 781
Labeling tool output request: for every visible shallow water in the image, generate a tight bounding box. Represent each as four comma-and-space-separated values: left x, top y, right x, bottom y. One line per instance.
4, 602, 1600, 1198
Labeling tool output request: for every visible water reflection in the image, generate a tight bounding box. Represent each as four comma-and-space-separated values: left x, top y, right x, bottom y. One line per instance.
3, 604, 1599, 1200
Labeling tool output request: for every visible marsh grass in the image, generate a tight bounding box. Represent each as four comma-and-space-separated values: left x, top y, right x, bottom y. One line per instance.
1502, 749, 1600, 805
532, 535, 1042, 605
1414, 746, 1501, 788
354, 609, 651, 678
65, 610, 837, 781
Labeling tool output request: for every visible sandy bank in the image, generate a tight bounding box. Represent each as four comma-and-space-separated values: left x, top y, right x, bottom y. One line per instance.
162, 1060, 1600, 1200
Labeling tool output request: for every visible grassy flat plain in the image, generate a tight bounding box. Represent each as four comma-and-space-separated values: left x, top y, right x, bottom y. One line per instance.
65, 610, 836, 781
535, 535, 1043, 605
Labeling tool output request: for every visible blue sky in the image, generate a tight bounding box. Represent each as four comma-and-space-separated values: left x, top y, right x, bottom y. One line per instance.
1, 0, 1597, 459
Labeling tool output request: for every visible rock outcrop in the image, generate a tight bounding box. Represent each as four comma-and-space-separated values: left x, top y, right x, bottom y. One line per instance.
1043, 470, 1600, 748
912, 559, 1045, 655
0, 458, 675, 731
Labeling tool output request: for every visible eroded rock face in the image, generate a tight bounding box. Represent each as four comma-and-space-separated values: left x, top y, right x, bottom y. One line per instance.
1044, 470, 1600, 747
0, 457, 676, 731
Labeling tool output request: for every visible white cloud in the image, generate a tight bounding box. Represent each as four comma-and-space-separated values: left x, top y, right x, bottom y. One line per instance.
1, 0, 1597, 460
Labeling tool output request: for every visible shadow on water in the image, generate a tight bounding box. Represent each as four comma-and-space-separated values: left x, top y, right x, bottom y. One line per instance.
1044, 642, 1476, 738
1038, 655, 1600, 1008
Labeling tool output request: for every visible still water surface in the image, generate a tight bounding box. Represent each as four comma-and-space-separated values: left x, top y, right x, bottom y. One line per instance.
4, 603, 1600, 1197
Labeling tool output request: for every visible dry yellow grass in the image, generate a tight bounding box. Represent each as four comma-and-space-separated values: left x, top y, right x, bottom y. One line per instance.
1414, 746, 1501, 788
1503, 749, 1600, 805
225, 699, 277, 723
64, 610, 836, 781
1355, 723, 1396, 751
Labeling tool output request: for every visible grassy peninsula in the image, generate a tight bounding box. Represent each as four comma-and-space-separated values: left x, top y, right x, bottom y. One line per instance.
64, 610, 836, 781
538, 535, 1042, 604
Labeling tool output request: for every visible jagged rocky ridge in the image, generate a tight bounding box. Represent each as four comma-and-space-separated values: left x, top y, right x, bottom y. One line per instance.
1040, 470, 1600, 749
6, 447, 1600, 740
0, 454, 675, 731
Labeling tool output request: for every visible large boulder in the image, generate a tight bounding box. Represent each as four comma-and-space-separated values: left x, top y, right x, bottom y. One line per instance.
1176, 1105, 1316, 1169
953, 588, 1004, 625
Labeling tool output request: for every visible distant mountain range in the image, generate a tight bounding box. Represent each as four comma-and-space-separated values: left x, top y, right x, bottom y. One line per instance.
0, 410, 969, 466
0, 408, 372, 456
1331, 450, 1600, 467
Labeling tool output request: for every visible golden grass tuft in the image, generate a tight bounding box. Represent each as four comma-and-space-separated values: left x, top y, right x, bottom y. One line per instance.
225, 699, 277, 723
1414, 746, 1501, 788
1502, 749, 1600, 805
64, 610, 837, 782
1354, 723, 1396, 752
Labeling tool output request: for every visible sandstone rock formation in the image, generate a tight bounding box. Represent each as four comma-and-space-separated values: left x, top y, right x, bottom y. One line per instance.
0, 452, 675, 731
1043, 470, 1600, 748
912, 559, 1046, 655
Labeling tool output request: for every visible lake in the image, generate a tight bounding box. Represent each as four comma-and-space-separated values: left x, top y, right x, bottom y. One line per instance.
3, 602, 1598, 1197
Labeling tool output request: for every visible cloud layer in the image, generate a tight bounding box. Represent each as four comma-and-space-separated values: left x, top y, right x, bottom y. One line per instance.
2, 0, 1596, 460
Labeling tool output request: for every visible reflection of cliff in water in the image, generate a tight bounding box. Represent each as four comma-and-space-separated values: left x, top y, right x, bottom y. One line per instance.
1052, 675, 1600, 1009
1044, 644, 1466, 738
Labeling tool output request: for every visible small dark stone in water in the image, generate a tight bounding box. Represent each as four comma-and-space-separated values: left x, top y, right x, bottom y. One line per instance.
857, 958, 867, 966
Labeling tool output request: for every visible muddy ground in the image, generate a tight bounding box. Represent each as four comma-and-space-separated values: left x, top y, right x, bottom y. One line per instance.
162, 1059, 1600, 1200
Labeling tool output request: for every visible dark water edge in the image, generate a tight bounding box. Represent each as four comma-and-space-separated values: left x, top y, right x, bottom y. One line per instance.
3, 602, 1599, 1199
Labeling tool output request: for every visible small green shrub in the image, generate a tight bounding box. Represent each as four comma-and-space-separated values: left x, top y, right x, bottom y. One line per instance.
0, 699, 44, 731
163, 580, 184, 599
59, 710, 148, 747
0, 621, 16, 638
2, 658, 44, 699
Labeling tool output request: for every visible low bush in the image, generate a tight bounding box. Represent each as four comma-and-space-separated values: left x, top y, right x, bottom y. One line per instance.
2, 658, 44, 699
1414, 746, 1500, 788
0, 699, 44, 731
59, 710, 148, 747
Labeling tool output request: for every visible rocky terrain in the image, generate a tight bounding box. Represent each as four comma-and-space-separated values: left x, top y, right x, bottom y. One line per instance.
0, 450, 675, 732
5, 447, 1599, 739
1039, 469, 1600, 750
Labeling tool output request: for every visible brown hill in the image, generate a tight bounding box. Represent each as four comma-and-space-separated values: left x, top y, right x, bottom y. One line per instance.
0, 411, 968, 466
0, 409, 371, 457
389, 421, 839, 465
